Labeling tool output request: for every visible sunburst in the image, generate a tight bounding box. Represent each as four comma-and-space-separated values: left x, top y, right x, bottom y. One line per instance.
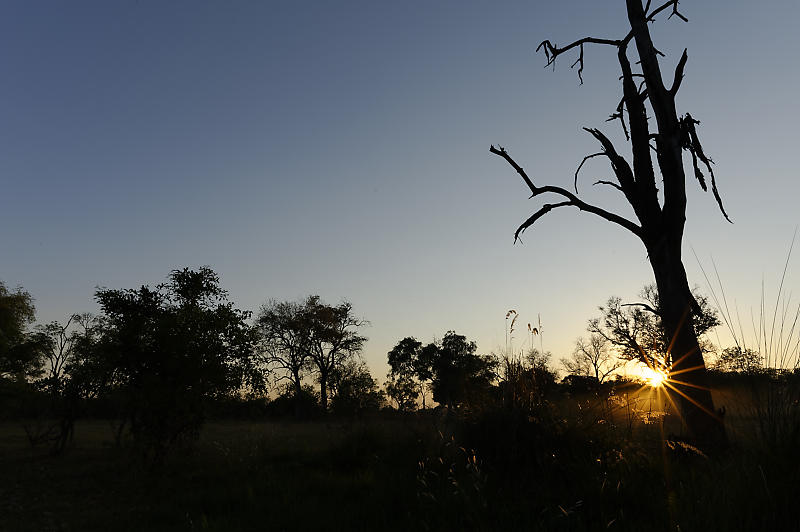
641, 365, 668, 388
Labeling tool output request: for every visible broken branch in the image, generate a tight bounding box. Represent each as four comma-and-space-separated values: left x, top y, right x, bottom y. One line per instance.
489, 145, 643, 239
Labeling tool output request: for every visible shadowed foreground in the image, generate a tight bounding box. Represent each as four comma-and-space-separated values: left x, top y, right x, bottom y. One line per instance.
2, 383, 798, 532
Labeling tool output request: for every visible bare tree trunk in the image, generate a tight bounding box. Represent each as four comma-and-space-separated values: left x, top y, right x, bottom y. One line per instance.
647, 239, 726, 445
319, 372, 328, 411
292, 372, 303, 418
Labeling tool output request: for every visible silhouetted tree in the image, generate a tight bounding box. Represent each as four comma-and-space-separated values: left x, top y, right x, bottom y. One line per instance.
35, 315, 84, 393
430, 331, 497, 410
0, 281, 47, 381
588, 284, 719, 373
255, 298, 313, 401
714, 347, 762, 374
490, 1, 730, 444
386, 336, 436, 409
385, 373, 419, 411
17, 314, 98, 453
91, 267, 259, 462
561, 333, 622, 383
329, 359, 384, 415
303, 296, 367, 410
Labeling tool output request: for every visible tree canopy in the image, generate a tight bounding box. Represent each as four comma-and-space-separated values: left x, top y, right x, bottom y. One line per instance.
0, 281, 46, 381
90, 267, 259, 460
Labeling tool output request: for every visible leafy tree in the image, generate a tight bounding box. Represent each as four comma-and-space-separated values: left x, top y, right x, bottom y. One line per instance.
430, 331, 497, 410
561, 333, 622, 383
714, 347, 762, 374
91, 267, 259, 462
17, 314, 99, 453
490, 0, 730, 443
303, 296, 367, 410
255, 298, 313, 399
34, 314, 98, 393
385, 373, 419, 411
329, 359, 384, 415
0, 281, 46, 381
589, 284, 719, 373
386, 336, 437, 409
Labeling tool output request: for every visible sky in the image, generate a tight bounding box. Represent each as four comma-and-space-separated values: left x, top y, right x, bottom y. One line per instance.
2, 0, 799, 379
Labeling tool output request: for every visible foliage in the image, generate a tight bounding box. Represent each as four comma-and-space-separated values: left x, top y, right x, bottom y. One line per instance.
303, 296, 367, 409
714, 346, 762, 373
329, 359, 384, 415
89, 267, 259, 462
589, 284, 719, 372
385, 372, 419, 411
429, 331, 497, 410
386, 336, 436, 410
254, 298, 312, 397
0, 281, 47, 381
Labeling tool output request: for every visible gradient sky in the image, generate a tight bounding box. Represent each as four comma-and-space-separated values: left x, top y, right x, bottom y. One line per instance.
2, 1, 799, 378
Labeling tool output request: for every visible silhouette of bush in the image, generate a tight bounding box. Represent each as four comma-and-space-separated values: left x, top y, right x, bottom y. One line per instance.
266, 385, 321, 419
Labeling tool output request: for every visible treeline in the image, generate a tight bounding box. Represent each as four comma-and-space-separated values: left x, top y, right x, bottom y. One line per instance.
4, 269, 793, 463
0, 268, 382, 462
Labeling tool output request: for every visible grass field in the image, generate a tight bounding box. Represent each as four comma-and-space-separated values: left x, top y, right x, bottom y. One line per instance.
2, 384, 798, 532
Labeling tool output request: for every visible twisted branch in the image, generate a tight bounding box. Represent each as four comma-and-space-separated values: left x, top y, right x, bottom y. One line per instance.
536, 1, 688, 83
489, 145, 642, 242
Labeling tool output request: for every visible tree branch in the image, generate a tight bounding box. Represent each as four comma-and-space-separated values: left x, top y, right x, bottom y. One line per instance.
490, 145, 643, 239
621, 302, 659, 315
646, 0, 687, 23
679, 113, 732, 222
670, 48, 688, 96
537, 37, 622, 83
574, 152, 605, 192
582, 127, 637, 195
489, 144, 536, 195
535, 1, 686, 85
514, 201, 572, 243
593, 180, 625, 193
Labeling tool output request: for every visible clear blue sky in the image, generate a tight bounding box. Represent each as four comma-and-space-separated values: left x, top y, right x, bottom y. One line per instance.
2, 1, 799, 377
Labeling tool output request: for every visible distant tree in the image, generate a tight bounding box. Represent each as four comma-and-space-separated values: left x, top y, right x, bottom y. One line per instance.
386, 336, 437, 409
255, 298, 313, 399
499, 347, 556, 412
714, 347, 762, 374
430, 331, 497, 410
0, 281, 47, 381
329, 359, 384, 415
589, 284, 719, 373
35, 314, 93, 393
92, 267, 259, 462
16, 314, 99, 453
385, 373, 419, 411
303, 297, 367, 410
561, 333, 622, 383
490, 0, 730, 443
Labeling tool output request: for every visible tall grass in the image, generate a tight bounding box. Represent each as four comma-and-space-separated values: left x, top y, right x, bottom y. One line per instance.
694, 230, 800, 450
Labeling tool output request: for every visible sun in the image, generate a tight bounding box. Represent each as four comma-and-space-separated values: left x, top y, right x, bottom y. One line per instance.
641, 366, 667, 388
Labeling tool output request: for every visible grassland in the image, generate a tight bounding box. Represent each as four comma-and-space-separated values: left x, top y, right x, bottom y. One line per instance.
2, 383, 798, 532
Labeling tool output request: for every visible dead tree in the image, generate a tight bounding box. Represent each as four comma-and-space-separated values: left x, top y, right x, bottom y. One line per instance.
490, 0, 728, 446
